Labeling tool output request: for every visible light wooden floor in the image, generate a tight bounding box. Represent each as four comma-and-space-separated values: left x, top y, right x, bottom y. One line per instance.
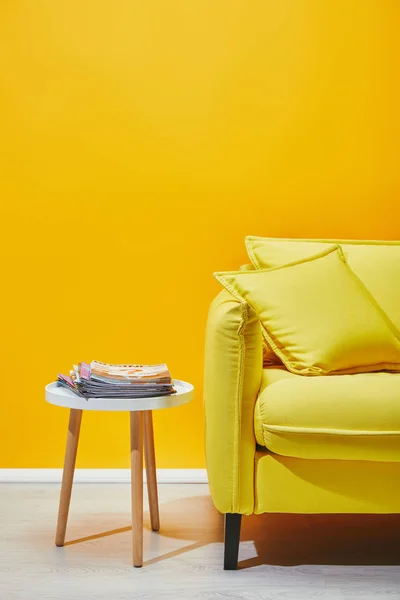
1, 483, 400, 599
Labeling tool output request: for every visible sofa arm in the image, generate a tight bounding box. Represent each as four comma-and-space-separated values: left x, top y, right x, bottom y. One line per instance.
204, 290, 263, 515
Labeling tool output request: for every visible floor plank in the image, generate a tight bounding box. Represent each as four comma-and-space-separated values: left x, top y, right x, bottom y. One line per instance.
0, 483, 399, 599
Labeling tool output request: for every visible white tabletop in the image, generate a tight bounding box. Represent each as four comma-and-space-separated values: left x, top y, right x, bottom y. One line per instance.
45, 380, 194, 412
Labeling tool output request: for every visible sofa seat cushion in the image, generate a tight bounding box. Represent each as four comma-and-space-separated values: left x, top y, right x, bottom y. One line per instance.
254, 367, 400, 461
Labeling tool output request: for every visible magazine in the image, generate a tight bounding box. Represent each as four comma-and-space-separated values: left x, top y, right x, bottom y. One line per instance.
57, 361, 175, 399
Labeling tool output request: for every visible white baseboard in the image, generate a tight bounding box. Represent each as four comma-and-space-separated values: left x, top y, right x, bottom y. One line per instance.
0, 469, 208, 484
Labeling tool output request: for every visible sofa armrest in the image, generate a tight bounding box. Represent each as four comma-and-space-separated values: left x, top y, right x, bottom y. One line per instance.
204, 290, 263, 515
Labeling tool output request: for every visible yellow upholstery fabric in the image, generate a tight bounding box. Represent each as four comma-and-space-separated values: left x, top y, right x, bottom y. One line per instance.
239, 263, 255, 271
239, 263, 281, 365
205, 237, 400, 517
255, 367, 400, 461
255, 451, 400, 514
214, 246, 400, 376
245, 236, 400, 332
204, 290, 263, 515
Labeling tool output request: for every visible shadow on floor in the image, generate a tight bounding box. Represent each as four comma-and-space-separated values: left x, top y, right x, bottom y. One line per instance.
64, 526, 131, 546
146, 495, 400, 568
62, 493, 400, 568
239, 512, 400, 568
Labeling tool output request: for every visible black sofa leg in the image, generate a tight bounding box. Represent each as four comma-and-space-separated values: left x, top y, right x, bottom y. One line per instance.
224, 513, 242, 570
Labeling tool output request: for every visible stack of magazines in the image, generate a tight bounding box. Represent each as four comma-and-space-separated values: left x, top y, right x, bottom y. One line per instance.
57, 361, 176, 399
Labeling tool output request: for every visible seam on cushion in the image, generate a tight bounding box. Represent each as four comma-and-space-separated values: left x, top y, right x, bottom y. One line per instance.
342, 261, 400, 341
245, 237, 261, 269
260, 319, 400, 377
259, 329, 400, 375
259, 328, 322, 375
232, 299, 248, 513
257, 392, 269, 449
216, 245, 340, 280
214, 276, 248, 304
254, 398, 264, 447
245, 236, 400, 247
328, 363, 400, 375
262, 424, 400, 436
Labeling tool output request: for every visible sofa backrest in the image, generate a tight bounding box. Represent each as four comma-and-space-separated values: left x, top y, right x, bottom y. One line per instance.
245, 237, 400, 333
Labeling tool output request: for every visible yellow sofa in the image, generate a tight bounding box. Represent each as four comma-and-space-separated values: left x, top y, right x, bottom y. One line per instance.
204, 238, 400, 569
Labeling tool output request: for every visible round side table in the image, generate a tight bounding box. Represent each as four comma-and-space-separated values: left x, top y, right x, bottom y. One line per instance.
45, 379, 194, 567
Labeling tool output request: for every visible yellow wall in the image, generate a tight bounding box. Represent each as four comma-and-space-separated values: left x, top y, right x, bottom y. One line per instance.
1, 1, 399, 468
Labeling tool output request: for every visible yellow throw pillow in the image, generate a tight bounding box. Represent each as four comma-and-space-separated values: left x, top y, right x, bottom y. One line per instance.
245, 235, 400, 333
214, 245, 400, 376
240, 262, 282, 365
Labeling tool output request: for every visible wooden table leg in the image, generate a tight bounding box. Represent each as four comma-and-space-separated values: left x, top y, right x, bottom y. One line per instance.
130, 411, 144, 567
55, 408, 82, 547
144, 411, 160, 532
